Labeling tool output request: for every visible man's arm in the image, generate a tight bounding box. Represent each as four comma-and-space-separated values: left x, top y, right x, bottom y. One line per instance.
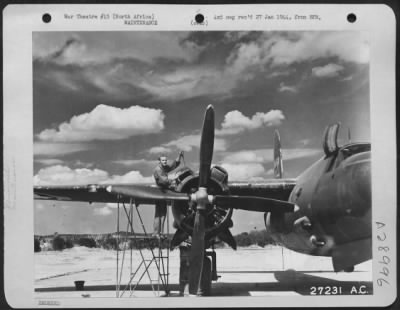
171, 151, 184, 170
154, 168, 171, 188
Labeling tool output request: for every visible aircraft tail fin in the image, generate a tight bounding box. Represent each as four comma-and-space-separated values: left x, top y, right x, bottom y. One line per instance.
322, 123, 341, 156
273, 130, 283, 179
347, 127, 352, 143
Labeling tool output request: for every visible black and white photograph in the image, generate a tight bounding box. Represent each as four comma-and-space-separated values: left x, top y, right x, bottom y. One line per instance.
32, 30, 372, 297
2, 4, 397, 308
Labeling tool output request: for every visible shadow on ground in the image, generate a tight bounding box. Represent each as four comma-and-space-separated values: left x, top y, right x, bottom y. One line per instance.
35, 269, 373, 296
213, 269, 372, 296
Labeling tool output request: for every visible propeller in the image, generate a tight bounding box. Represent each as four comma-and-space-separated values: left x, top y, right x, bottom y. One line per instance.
189, 105, 214, 295
105, 105, 296, 296
107, 185, 295, 213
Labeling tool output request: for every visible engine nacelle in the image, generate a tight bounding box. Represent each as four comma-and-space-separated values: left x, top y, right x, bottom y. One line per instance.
172, 165, 232, 240
264, 211, 287, 234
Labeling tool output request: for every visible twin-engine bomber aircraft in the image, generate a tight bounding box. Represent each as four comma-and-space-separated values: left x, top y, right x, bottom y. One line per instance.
34, 105, 371, 296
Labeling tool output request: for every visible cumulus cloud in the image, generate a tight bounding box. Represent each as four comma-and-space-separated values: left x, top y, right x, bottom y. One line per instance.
278, 82, 298, 93
340, 75, 353, 82
266, 32, 369, 66
33, 33, 213, 101
34, 165, 108, 186
298, 139, 311, 146
219, 148, 322, 165
73, 161, 95, 168
34, 32, 204, 65
37, 104, 165, 142
226, 42, 264, 76
221, 151, 265, 164
225, 31, 368, 78
105, 171, 153, 184
150, 110, 285, 154
165, 135, 227, 152
111, 159, 155, 167
312, 63, 344, 78
138, 66, 229, 100
34, 142, 93, 156
164, 135, 202, 152
34, 32, 368, 102
148, 146, 172, 155
217, 110, 285, 135
220, 163, 266, 181
48, 37, 86, 64
34, 158, 64, 166
94, 206, 113, 216
273, 148, 322, 160
223, 31, 251, 43
216, 148, 322, 180
33, 165, 152, 186
151, 134, 227, 154
105, 203, 119, 209
137, 31, 367, 100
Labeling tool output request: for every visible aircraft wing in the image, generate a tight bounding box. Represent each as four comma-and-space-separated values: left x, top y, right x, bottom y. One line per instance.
34, 179, 297, 213
228, 179, 297, 202
34, 183, 187, 205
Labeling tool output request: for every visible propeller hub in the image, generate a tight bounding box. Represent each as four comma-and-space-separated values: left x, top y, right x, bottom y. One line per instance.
195, 187, 208, 210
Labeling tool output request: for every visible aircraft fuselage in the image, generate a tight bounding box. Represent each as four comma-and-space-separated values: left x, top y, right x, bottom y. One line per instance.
266, 143, 371, 270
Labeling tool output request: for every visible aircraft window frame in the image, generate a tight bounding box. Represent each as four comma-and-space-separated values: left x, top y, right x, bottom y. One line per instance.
324, 152, 338, 173
341, 143, 371, 159
332, 150, 346, 169
325, 143, 370, 173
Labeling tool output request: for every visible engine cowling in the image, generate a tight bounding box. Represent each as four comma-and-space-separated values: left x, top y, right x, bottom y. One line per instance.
265, 211, 287, 233
172, 166, 233, 240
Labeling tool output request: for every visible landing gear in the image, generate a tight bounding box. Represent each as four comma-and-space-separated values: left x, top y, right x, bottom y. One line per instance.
206, 250, 218, 281
181, 249, 216, 296
344, 266, 354, 272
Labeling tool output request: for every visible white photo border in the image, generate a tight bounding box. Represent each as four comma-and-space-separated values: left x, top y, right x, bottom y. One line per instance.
3, 4, 397, 308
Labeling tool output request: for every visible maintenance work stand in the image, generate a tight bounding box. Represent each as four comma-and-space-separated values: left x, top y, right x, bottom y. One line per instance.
114, 198, 171, 297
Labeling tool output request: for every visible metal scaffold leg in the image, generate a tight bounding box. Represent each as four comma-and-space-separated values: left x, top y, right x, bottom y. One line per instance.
115, 198, 170, 297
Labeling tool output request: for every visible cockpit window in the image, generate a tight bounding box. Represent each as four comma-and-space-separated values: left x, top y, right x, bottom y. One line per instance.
333, 143, 370, 169
325, 143, 370, 172
340, 143, 371, 160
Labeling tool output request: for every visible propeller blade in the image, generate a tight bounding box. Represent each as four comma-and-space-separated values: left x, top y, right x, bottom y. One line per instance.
217, 228, 237, 250
108, 185, 189, 202
198, 105, 215, 188
189, 208, 206, 295
214, 195, 295, 213
170, 228, 190, 250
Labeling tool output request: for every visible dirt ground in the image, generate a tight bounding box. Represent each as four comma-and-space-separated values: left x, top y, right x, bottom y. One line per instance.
34, 245, 372, 299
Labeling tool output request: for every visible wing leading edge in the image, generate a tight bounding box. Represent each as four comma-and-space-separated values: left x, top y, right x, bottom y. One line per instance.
34, 184, 178, 205
34, 179, 297, 213
228, 179, 297, 202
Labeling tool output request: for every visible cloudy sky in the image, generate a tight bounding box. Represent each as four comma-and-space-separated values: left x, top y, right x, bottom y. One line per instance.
33, 31, 370, 235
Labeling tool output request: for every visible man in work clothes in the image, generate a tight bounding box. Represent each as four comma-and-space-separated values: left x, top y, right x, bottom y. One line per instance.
178, 235, 191, 296
153, 151, 184, 237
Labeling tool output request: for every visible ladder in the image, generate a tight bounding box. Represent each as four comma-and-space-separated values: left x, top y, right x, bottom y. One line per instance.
115, 198, 170, 297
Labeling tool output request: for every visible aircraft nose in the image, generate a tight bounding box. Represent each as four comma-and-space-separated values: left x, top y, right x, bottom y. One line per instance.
346, 151, 371, 210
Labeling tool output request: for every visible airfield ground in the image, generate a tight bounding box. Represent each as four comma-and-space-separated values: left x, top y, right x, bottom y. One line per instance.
35, 246, 372, 298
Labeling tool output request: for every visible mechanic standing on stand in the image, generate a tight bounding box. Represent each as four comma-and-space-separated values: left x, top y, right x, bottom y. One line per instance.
152, 151, 184, 237
178, 235, 192, 296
